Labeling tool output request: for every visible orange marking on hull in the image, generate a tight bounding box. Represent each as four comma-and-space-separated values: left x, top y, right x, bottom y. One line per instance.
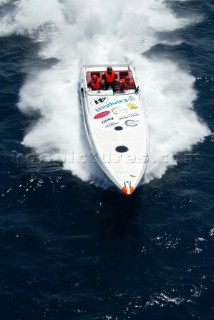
122, 186, 135, 196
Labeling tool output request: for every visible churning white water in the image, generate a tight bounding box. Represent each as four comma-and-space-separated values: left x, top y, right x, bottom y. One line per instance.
0, 0, 210, 187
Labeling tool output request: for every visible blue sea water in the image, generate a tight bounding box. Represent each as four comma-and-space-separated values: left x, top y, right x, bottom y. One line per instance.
0, 1, 214, 320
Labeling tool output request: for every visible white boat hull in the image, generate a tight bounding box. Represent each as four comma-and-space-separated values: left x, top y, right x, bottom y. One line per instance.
79, 65, 149, 195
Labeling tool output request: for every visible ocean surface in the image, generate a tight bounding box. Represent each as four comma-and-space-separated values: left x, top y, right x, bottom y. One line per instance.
0, 0, 213, 319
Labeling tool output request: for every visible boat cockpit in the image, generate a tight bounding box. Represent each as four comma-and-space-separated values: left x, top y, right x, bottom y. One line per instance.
86, 69, 136, 95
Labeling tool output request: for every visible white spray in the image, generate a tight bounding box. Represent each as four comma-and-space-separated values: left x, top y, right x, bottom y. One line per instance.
0, 0, 210, 187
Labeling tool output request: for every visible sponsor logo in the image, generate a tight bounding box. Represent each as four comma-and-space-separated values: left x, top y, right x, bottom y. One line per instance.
125, 120, 139, 127
102, 117, 119, 128
127, 103, 138, 109
95, 98, 128, 112
105, 122, 119, 128
119, 113, 139, 120
112, 106, 128, 115
128, 95, 135, 102
102, 117, 114, 124
94, 111, 110, 119
91, 97, 108, 106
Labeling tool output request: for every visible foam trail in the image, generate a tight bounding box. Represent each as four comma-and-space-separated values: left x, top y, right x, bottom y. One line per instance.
0, 0, 210, 187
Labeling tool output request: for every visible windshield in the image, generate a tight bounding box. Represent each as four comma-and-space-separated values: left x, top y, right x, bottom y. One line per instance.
87, 89, 136, 96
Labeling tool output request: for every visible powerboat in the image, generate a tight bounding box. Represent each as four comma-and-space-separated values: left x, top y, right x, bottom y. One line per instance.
79, 64, 149, 196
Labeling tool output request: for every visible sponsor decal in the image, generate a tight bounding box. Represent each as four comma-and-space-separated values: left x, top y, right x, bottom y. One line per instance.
127, 103, 138, 109
95, 98, 128, 112
91, 97, 108, 106
101, 117, 119, 128
102, 117, 114, 124
112, 106, 128, 115
94, 111, 110, 119
105, 121, 119, 128
125, 120, 139, 127
128, 95, 135, 102
119, 113, 139, 120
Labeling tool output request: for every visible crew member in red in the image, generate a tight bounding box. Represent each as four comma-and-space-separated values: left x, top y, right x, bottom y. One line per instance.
102, 66, 118, 92
88, 75, 102, 90
120, 75, 134, 91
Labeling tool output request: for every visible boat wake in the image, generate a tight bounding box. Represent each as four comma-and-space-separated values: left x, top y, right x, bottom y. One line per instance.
0, 0, 210, 188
